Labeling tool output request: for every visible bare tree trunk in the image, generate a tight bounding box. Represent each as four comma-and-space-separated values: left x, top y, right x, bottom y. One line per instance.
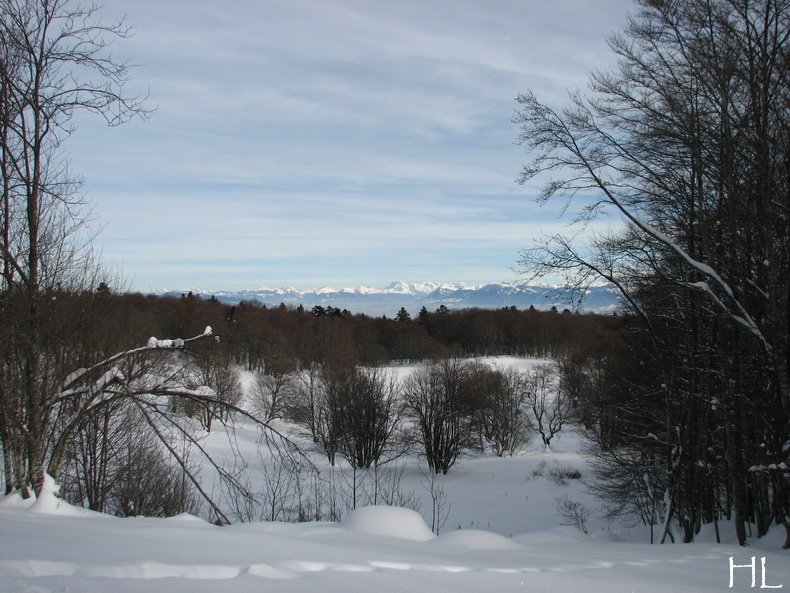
726, 407, 748, 546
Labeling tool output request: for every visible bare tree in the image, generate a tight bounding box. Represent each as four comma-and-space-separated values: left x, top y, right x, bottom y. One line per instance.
0, 0, 148, 497
58, 398, 136, 513
468, 363, 532, 456
514, 0, 789, 546
107, 427, 201, 518
312, 367, 404, 470
526, 365, 568, 451
43, 327, 305, 524
289, 361, 324, 441
186, 347, 242, 432
404, 359, 472, 474
422, 469, 450, 535
251, 368, 296, 421
333, 367, 404, 470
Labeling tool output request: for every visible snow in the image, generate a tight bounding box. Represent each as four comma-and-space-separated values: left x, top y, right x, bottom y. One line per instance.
27, 474, 64, 515
147, 337, 176, 349
433, 529, 523, 550
341, 506, 435, 541
146, 337, 189, 349
1, 357, 788, 593
62, 367, 88, 388
2, 494, 787, 592
156, 281, 621, 316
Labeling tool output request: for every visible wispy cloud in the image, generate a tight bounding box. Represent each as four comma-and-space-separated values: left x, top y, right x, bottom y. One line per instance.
70, 0, 633, 291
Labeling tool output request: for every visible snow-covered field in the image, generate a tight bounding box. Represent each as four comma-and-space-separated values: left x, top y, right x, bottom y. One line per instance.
1, 357, 787, 593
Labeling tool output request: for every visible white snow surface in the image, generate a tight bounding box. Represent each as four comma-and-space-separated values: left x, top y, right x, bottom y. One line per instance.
1, 357, 787, 593
2, 492, 786, 592
341, 505, 435, 541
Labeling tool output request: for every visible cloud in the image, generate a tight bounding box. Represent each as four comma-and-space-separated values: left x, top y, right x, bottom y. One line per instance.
73, 0, 633, 291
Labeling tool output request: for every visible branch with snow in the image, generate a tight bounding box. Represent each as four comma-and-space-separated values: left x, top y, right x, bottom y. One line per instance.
61, 327, 213, 393
45, 324, 314, 525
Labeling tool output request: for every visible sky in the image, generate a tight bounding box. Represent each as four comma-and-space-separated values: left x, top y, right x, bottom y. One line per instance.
65, 0, 634, 292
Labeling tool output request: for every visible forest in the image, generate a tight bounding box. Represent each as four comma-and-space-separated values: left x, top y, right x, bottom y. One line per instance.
2, 284, 787, 547
0, 285, 620, 513
1, 0, 788, 552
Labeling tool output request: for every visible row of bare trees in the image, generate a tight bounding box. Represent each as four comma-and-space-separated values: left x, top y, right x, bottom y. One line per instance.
253, 360, 570, 476
516, 0, 789, 547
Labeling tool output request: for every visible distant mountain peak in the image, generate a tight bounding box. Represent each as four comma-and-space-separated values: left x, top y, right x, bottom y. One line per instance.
154, 281, 620, 316
385, 280, 414, 293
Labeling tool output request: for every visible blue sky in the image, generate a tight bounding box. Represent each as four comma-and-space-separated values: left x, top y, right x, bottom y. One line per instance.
66, 0, 633, 292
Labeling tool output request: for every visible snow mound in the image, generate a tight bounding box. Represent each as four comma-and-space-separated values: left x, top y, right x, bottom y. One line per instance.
163, 512, 210, 524
14, 475, 107, 518
433, 529, 523, 550
28, 474, 65, 515
513, 525, 589, 545
0, 490, 34, 510
341, 506, 434, 541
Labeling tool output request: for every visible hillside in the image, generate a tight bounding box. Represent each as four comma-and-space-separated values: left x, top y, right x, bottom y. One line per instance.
2, 420, 786, 592
1, 357, 787, 593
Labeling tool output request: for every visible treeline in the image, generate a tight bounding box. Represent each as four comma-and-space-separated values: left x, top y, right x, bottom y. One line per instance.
65, 288, 625, 370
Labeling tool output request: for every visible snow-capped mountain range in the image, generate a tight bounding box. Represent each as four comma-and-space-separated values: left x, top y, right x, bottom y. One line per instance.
157, 281, 621, 317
